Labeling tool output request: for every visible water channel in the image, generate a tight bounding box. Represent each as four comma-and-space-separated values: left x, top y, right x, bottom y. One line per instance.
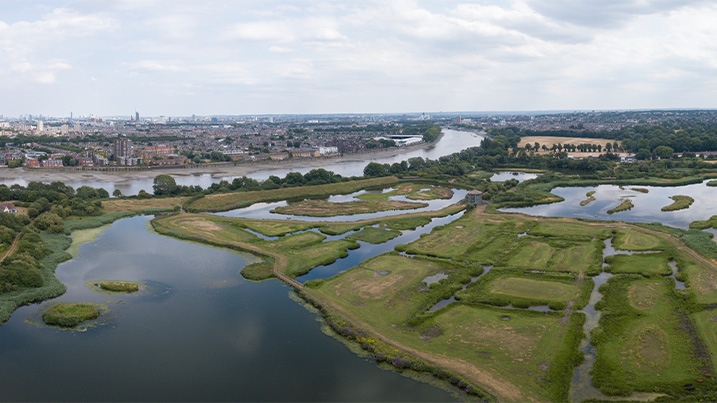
569, 238, 687, 402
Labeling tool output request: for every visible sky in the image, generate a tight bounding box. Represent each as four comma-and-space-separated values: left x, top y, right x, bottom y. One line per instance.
1, 0, 716, 117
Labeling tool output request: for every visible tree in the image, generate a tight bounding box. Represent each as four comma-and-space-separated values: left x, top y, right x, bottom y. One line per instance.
113, 189, 122, 198
363, 162, 389, 177
153, 174, 177, 196
635, 148, 652, 160
654, 145, 674, 159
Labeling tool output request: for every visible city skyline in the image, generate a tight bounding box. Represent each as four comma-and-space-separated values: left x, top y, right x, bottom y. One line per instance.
1, 0, 716, 117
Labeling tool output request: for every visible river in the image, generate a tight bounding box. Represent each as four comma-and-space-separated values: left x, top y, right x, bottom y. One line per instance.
0, 129, 486, 196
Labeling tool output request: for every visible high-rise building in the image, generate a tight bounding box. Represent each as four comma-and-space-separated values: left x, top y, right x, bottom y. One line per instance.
136, 111, 140, 122
114, 138, 130, 165
37, 120, 44, 131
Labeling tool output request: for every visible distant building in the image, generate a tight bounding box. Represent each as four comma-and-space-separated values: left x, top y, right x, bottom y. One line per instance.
0, 202, 17, 214
41, 159, 63, 168
114, 138, 131, 164
465, 190, 483, 205
319, 146, 339, 155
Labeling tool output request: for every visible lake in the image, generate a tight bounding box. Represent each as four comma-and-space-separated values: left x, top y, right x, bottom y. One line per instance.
502, 180, 717, 228
0, 216, 456, 402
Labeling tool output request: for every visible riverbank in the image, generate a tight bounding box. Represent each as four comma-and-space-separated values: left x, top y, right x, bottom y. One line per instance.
0, 133, 445, 184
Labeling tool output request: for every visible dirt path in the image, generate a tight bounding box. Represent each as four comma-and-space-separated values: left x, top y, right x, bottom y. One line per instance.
301, 287, 531, 402
0, 236, 20, 263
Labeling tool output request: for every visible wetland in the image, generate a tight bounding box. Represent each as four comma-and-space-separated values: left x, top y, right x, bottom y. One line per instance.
5, 128, 717, 402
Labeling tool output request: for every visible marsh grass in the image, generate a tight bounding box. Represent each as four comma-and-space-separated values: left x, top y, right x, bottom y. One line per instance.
42, 302, 100, 327
347, 227, 401, 244
607, 198, 634, 214
661, 195, 694, 212
98, 280, 139, 293
592, 275, 703, 396
272, 199, 427, 217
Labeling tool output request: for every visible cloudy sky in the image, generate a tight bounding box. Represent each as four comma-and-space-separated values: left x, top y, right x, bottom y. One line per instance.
1, 0, 716, 117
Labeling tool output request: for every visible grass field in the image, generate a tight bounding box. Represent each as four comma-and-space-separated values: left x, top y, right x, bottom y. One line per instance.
102, 196, 188, 213
603, 253, 672, 276
272, 199, 427, 216
346, 227, 401, 244
189, 176, 400, 211
236, 219, 314, 237
490, 277, 578, 303
613, 230, 665, 251
506, 240, 555, 270
458, 270, 590, 310
312, 252, 584, 401
592, 276, 703, 396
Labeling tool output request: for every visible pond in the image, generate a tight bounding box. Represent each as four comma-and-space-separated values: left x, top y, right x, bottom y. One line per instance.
489, 171, 538, 182
0, 216, 456, 402
502, 180, 717, 229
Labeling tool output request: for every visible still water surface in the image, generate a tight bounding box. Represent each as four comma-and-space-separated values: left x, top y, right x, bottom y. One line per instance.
0, 217, 455, 401
502, 180, 717, 228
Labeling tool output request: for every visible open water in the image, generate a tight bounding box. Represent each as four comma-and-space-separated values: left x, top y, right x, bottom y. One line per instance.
0, 217, 456, 401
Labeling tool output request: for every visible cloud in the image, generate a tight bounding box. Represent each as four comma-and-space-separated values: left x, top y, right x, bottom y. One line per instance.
1, 1, 716, 115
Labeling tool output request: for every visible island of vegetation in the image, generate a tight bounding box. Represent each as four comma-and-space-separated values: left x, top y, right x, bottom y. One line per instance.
8, 118, 717, 401
580, 190, 596, 206
95, 280, 140, 293
42, 302, 101, 327
607, 198, 634, 214
661, 195, 695, 211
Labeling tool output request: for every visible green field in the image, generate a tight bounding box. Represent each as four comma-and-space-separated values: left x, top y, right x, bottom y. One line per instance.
188, 176, 400, 211
612, 230, 665, 251
272, 199, 427, 217
458, 270, 591, 310
603, 253, 672, 276
592, 276, 703, 396
346, 227, 401, 244
312, 254, 584, 401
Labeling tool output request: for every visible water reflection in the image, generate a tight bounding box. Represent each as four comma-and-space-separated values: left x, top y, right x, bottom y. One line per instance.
490, 171, 538, 182
217, 189, 468, 222
503, 180, 717, 229
0, 216, 456, 401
